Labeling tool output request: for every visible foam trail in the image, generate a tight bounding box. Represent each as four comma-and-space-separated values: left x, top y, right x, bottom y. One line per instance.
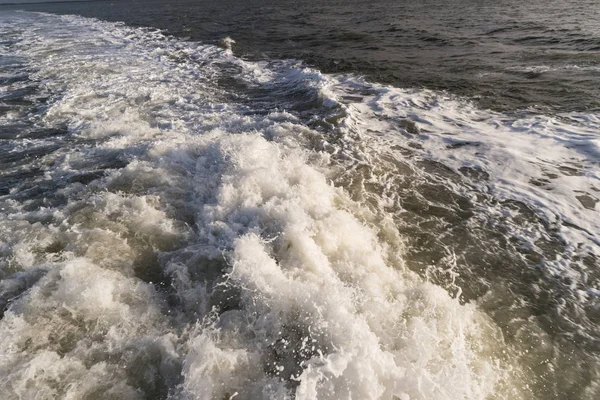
0, 11, 531, 400
320, 75, 600, 399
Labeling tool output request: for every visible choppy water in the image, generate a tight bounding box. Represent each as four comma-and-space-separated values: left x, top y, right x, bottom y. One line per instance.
0, 2, 599, 400
5, 0, 600, 113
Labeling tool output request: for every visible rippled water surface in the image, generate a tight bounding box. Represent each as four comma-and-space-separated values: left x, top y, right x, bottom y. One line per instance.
0, 1, 599, 399
5, 0, 600, 112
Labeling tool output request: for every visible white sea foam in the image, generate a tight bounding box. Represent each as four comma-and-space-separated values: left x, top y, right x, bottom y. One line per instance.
325, 76, 600, 258
320, 75, 600, 398
1, 10, 590, 400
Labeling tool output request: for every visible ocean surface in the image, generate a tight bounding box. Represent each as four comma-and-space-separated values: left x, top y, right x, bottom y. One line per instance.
0, 1, 598, 399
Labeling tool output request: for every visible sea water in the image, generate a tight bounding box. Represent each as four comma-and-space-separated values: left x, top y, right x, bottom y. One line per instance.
0, 2, 599, 399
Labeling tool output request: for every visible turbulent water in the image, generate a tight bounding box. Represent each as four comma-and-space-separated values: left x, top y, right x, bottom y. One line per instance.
0, 2, 599, 400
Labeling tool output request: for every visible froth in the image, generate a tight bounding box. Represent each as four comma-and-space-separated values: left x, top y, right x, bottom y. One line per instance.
0, 11, 526, 400
322, 75, 600, 398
